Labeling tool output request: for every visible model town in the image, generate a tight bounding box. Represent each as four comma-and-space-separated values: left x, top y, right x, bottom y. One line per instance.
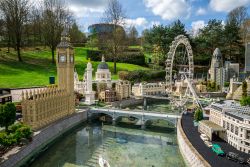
0, 0, 250, 167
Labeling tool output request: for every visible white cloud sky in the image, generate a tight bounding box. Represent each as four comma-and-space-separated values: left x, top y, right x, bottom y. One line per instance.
209, 0, 250, 12
144, 0, 191, 20
125, 17, 148, 27
191, 20, 206, 37
196, 7, 206, 15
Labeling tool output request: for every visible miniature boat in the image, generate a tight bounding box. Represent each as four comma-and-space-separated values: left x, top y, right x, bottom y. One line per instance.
99, 155, 110, 167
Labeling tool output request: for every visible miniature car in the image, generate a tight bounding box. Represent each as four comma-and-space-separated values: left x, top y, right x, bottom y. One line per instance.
238, 157, 245, 164
226, 152, 238, 162
211, 144, 225, 156
204, 141, 213, 147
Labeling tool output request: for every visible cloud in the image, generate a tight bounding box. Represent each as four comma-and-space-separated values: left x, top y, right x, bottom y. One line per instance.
144, 0, 191, 20
196, 7, 206, 15
125, 17, 148, 27
191, 20, 206, 37
67, 0, 108, 18
209, 0, 250, 12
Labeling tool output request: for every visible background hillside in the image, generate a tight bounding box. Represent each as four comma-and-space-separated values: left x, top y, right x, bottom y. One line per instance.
0, 47, 149, 88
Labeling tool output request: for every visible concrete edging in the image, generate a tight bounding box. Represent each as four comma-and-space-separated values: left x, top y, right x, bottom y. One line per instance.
0, 111, 87, 167
177, 118, 211, 167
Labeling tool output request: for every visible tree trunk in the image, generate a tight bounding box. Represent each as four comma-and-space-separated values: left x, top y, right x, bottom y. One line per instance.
16, 41, 22, 62
51, 48, 55, 64
114, 58, 117, 74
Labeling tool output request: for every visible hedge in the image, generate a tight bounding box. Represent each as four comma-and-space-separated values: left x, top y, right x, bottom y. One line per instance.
86, 49, 146, 65
118, 70, 165, 83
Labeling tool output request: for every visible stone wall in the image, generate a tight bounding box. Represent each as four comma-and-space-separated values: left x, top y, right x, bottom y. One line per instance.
0, 110, 87, 167
177, 119, 211, 167
111, 98, 143, 108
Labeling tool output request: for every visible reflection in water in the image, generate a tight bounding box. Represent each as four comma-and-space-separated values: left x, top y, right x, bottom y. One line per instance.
30, 122, 185, 167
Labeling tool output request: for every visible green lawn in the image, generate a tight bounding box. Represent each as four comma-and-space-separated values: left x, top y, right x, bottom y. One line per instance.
0, 47, 149, 88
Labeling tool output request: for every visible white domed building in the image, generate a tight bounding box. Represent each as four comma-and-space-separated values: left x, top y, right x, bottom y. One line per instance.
95, 56, 112, 88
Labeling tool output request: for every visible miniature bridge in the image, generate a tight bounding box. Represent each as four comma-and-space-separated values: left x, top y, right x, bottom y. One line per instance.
88, 108, 181, 129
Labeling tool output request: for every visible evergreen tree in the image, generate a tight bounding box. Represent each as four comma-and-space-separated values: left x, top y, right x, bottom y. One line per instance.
0, 103, 16, 132
242, 80, 248, 97
194, 108, 203, 122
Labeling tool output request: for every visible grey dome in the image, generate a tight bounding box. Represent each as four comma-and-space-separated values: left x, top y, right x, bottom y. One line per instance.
98, 62, 109, 69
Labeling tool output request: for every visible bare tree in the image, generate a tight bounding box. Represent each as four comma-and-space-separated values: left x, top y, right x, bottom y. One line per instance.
41, 0, 71, 64
102, 0, 126, 74
228, 6, 249, 44
0, 0, 30, 61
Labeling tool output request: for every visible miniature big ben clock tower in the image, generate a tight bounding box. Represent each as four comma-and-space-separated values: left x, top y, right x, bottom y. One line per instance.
56, 27, 75, 113
56, 28, 74, 93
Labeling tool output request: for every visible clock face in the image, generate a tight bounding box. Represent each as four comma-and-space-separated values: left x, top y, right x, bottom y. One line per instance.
70, 55, 74, 63
59, 55, 66, 63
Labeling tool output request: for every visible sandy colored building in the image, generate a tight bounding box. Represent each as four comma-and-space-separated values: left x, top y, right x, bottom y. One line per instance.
115, 80, 131, 101
132, 82, 166, 96
21, 29, 75, 130
227, 77, 250, 100
99, 89, 116, 103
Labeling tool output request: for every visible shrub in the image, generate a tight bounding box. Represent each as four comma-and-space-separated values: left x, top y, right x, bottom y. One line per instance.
16, 126, 32, 139
86, 49, 146, 65
8, 123, 23, 133
0, 132, 17, 146
118, 70, 165, 83
194, 108, 203, 122
224, 82, 230, 87
240, 96, 250, 106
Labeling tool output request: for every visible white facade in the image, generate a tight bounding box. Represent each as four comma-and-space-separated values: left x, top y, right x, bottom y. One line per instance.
85, 61, 95, 105
95, 56, 111, 88
209, 101, 250, 153
132, 82, 166, 96
74, 70, 86, 95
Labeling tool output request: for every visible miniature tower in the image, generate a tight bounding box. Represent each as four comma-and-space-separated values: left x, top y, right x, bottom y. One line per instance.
56, 28, 74, 93
85, 59, 95, 105
56, 27, 75, 113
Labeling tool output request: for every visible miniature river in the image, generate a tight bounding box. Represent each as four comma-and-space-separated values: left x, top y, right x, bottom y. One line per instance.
29, 101, 185, 167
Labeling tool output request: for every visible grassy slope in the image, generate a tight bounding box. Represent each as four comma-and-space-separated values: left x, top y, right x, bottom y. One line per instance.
0, 47, 149, 88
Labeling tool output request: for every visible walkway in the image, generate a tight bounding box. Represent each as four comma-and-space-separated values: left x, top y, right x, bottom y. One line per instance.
182, 113, 249, 167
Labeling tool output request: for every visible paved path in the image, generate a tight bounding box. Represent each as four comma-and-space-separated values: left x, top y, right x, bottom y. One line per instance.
182, 113, 249, 167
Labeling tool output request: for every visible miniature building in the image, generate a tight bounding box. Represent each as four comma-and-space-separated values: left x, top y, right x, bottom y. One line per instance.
115, 80, 131, 101
224, 61, 239, 82
198, 120, 226, 141
209, 48, 225, 89
226, 77, 250, 100
74, 69, 85, 95
0, 89, 12, 104
132, 82, 166, 96
196, 84, 207, 93
207, 101, 250, 153
174, 80, 188, 96
95, 56, 111, 88
99, 89, 116, 103
21, 28, 75, 130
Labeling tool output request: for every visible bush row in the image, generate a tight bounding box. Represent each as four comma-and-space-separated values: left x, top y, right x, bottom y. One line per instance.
86, 49, 146, 65
0, 123, 32, 147
118, 70, 166, 83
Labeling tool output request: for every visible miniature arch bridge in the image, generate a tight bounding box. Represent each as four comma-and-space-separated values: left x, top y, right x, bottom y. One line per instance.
88, 108, 181, 127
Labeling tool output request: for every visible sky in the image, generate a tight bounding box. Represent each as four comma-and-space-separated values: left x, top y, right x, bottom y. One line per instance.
66, 0, 250, 36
